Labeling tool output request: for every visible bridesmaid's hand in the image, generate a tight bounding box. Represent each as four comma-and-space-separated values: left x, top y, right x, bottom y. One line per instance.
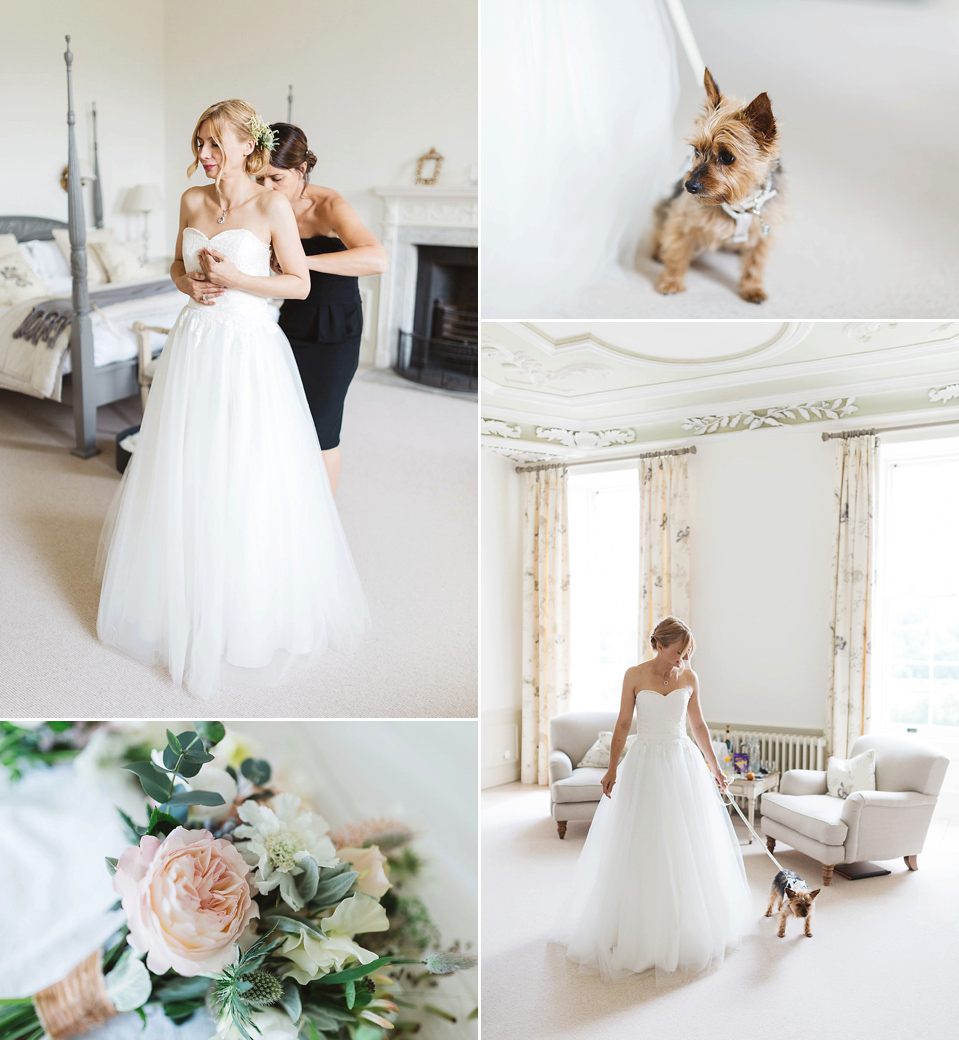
199, 248, 241, 288
270, 246, 283, 274
601, 769, 617, 798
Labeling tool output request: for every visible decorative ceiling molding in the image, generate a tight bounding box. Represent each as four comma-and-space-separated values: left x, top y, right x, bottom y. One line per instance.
682, 399, 859, 435
930, 384, 959, 405
510, 321, 815, 367
481, 341, 612, 388
483, 329, 959, 411
535, 427, 636, 449
482, 442, 557, 464
481, 418, 521, 438
844, 323, 898, 343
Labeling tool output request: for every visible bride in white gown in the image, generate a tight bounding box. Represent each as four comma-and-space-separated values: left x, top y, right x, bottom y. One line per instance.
555, 617, 755, 981
96, 100, 369, 699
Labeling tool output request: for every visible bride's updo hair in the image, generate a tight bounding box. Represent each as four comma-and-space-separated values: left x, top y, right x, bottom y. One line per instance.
650, 616, 694, 658
268, 123, 318, 183
188, 99, 272, 189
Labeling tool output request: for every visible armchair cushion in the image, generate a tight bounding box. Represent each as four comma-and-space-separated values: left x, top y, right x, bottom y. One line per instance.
827, 747, 876, 799
549, 749, 573, 784
759, 792, 848, 846
552, 767, 606, 804
576, 731, 637, 769
780, 769, 828, 796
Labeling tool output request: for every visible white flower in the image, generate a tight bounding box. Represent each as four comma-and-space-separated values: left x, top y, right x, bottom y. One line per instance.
233, 793, 337, 907
187, 765, 237, 824
213, 1007, 298, 1040
321, 893, 390, 938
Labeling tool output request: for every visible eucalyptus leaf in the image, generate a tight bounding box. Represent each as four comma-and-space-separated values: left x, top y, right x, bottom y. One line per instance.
104, 949, 152, 1013
194, 721, 226, 746
166, 730, 182, 754
125, 761, 172, 803
163, 790, 225, 808
241, 758, 271, 785
343, 980, 355, 1010
105, 857, 118, 876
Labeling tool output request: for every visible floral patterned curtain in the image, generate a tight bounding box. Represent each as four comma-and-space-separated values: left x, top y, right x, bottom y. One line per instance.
826, 434, 879, 758
639, 454, 691, 643
521, 466, 571, 785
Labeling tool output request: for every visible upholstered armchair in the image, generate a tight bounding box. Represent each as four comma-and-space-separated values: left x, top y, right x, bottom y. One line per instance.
548, 711, 635, 837
761, 734, 948, 886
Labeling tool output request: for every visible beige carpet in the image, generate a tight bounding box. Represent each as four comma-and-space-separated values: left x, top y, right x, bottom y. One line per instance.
0, 369, 476, 718
482, 782, 958, 1040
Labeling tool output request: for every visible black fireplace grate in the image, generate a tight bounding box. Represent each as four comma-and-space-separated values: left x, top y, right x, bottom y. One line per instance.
395, 330, 477, 394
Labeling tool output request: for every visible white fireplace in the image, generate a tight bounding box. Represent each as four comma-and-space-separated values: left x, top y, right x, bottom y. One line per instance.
372, 186, 478, 369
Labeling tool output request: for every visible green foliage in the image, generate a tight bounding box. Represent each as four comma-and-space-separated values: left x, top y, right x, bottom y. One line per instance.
308, 863, 358, 911
0, 999, 45, 1040
193, 721, 226, 745
124, 726, 226, 814
0, 721, 93, 781
207, 928, 285, 1040
240, 757, 272, 785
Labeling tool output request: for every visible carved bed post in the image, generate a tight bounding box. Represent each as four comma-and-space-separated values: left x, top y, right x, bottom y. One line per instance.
91, 100, 103, 230
64, 35, 99, 458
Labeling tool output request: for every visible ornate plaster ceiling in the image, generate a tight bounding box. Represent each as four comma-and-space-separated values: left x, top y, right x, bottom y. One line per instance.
481, 321, 959, 461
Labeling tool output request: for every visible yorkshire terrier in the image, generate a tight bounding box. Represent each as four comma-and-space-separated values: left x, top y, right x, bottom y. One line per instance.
652, 68, 785, 303
765, 869, 820, 938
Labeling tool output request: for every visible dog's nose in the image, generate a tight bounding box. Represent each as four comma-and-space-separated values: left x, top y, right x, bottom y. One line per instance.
685, 180, 702, 195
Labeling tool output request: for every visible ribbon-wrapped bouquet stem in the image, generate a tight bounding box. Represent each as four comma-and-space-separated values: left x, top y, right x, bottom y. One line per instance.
0, 722, 475, 1040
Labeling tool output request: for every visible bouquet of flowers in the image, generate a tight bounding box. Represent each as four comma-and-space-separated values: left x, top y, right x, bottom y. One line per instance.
0, 722, 475, 1040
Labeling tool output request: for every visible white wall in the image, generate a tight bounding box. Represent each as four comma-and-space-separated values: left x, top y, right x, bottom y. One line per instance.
481, 450, 524, 788
162, 0, 478, 363
0, 0, 167, 252
689, 423, 836, 732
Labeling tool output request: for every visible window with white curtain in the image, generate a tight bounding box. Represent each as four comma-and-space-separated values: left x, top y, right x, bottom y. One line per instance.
877, 438, 959, 736
568, 466, 640, 712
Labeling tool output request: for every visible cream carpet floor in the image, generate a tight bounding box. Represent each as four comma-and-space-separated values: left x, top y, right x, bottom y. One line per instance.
0, 369, 476, 718
554, 0, 959, 319
481, 782, 958, 1040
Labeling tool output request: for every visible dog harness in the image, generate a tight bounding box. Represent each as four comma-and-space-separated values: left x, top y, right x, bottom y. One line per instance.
720, 173, 778, 243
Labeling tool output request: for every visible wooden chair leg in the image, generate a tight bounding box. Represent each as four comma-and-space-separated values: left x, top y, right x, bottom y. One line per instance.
557, 820, 567, 839
766, 836, 776, 854
821, 864, 834, 887
904, 854, 918, 871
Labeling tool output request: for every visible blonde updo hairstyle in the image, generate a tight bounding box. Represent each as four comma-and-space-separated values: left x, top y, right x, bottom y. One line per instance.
188, 99, 271, 192
650, 616, 695, 660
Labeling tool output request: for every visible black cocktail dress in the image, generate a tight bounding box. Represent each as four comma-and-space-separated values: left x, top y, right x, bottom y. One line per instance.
278, 234, 363, 450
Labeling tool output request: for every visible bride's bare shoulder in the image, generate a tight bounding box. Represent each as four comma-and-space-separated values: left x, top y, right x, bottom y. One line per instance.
624, 661, 651, 688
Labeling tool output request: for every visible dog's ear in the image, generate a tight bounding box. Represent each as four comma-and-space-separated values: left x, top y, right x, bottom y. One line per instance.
784, 886, 796, 898
703, 67, 722, 108
740, 92, 777, 144
808, 889, 821, 900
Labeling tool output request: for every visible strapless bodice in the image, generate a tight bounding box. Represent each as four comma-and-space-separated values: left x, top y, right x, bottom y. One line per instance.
182, 227, 271, 316
633, 687, 692, 739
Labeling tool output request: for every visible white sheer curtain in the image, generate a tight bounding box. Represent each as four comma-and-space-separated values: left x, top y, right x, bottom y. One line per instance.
521, 467, 571, 785
639, 454, 691, 641
826, 435, 879, 758
482, 0, 680, 316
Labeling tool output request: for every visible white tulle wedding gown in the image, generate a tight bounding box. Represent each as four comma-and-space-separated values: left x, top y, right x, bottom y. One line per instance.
96, 227, 369, 698
555, 687, 755, 981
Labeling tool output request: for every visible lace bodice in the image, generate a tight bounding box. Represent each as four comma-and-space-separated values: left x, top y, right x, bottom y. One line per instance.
633, 687, 692, 739
182, 227, 271, 315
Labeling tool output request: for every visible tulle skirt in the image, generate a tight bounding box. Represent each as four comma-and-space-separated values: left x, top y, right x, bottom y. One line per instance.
96, 300, 369, 699
554, 735, 756, 982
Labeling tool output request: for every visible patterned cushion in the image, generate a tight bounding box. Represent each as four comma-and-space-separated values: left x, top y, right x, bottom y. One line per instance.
826, 748, 876, 800
90, 237, 149, 283
52, 228, 110, 285
576, 731, 637, 769
0, 241, 48, 306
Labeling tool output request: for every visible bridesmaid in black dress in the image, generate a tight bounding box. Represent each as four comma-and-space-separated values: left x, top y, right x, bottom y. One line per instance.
259, 123, 387, 496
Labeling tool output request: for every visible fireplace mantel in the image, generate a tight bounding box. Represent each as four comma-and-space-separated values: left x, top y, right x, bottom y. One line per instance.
372, 186, 478, 369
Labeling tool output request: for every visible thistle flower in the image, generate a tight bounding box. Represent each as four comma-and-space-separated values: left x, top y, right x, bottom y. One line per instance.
422, 952, 478, 975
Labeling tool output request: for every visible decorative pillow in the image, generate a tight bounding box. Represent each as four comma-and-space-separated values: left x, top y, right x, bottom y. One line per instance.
51, 227, 111, 285
90, 237, 149, 284
576, 731, 637, 769
0, 240, 48, 306
19, 239, 72, 284
826, 748, 876, 799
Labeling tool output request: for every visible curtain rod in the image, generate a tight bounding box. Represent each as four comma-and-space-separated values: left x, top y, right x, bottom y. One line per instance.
515, 445, 696, 474
822, 417, 959, 441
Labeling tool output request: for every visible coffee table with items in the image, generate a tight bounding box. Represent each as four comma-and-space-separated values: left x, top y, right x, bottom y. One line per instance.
725, 771, 780, 843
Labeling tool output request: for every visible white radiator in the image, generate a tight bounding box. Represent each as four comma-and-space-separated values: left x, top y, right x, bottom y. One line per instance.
708, 727, 826, 772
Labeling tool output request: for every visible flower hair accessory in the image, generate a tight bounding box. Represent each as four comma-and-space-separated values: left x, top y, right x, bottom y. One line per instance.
248, 114, 275, 151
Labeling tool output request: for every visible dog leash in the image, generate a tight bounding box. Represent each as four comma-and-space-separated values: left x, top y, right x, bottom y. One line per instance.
719, 785, 787, 873
720, 173, 778, 243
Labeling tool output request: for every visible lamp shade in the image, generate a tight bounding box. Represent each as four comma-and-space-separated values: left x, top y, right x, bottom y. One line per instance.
125, 184, 163, 213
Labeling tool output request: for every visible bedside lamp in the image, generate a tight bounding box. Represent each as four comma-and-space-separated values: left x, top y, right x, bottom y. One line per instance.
125, 183, 163, 263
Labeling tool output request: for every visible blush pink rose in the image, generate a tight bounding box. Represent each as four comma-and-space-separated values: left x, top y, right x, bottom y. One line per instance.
113, 827, 259, 976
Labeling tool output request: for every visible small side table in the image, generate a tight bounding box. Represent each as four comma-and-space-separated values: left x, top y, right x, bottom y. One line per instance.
725, 771, 780, 843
